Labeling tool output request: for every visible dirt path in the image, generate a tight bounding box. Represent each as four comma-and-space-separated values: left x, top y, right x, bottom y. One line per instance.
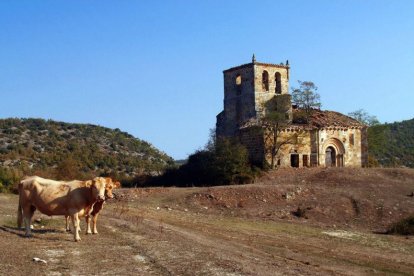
1, 190, 414, 276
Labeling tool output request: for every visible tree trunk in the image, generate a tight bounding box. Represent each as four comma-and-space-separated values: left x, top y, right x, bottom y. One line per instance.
271, 124, 279, 169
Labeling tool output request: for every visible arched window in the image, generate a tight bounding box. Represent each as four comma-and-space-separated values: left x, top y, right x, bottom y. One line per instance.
236, 74, 242, 85
235, 74, 242, 94
275, 72, 282, 94
262, 70, 269, 91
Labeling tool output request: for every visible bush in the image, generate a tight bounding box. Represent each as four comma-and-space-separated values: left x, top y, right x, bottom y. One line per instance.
0, 167, 22, 193
387, 216, 414, 235
150, 137, 258, 186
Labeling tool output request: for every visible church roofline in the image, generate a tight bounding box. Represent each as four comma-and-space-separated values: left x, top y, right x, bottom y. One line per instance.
223, 62, 289, 73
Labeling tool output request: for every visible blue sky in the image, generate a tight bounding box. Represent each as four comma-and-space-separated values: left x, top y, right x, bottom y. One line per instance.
1, 1, 413, 159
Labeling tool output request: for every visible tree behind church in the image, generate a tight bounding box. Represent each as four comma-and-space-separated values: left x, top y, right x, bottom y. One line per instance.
260, 94, 296, 169
291, 81, 321, 124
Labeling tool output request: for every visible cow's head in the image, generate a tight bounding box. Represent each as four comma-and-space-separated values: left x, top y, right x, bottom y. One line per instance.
88, 177, 107, 202
103, 177, 121, 199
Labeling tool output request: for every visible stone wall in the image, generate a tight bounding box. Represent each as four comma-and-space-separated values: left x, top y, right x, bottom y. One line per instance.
253, 64, 289, 118
318, 127, 366, 167
218, 65, 255, 137
263, 128, 312, 168
217, 62, 290, 138
239, 126, 265, 166
259, 127, 367, 168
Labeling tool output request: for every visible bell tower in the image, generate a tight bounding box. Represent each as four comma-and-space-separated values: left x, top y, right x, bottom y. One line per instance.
216, 56, 290, 137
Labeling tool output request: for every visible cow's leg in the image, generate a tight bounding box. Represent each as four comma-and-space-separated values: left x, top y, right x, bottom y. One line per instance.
17, 199, 23, 229
66, 215, 81, 233
92, 213, 99, 234
65, 216, 71, 232
23, 205, 35, 237
70, 213, 81, 241
85, 215, 92, 234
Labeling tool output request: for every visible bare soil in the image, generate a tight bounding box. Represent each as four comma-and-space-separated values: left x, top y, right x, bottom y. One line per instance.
1, 168, 414, 275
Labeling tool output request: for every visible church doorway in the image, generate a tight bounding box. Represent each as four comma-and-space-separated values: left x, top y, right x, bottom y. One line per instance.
325, 146, 336, 167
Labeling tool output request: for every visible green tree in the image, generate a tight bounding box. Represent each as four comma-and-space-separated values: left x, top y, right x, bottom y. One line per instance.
291, 81, 321, 124
348, 109, 380, 126
213, 138, 252, 184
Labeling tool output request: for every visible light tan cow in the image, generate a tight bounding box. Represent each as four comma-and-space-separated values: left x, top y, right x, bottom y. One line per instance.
65, 178, 120, 234
17, 176, 107, 241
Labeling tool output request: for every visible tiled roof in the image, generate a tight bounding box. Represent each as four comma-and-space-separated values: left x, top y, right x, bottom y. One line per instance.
239, 108, 365, 130
293, 108, 365, 128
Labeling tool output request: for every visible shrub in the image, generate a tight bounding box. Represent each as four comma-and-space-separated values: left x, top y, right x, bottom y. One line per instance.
150, 137, 258, 186
0, 167, 22, 193
387, 216, 414, 235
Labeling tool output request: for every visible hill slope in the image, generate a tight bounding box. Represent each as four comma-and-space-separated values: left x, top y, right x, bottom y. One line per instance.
368, 118, 414, 167
0, 118, 174, 178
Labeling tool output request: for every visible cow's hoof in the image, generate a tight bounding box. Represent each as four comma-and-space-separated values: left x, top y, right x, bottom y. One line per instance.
86, 231, 92, 235
75, 238, 81, 242
24, 233, 33, 238
65, 229, 71, 232
92, 232, 99, 235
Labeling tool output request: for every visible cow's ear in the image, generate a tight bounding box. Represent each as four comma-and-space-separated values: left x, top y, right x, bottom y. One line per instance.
85, 180, 93, 187
115, 181, 121, 188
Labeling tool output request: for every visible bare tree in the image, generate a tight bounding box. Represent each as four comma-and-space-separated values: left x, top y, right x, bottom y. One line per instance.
260, 95, 304, 169
291, 81, 321, 124
348, 109, 380, 126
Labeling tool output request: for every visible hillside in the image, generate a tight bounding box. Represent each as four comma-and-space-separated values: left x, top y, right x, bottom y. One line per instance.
368, 118, 414, 168
0, 118, 174, 179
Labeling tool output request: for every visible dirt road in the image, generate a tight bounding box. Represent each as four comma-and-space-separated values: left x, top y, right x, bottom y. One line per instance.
1, 168, 414, 275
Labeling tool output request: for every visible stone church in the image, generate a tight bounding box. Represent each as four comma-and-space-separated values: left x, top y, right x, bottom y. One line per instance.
216, 56, 368, 168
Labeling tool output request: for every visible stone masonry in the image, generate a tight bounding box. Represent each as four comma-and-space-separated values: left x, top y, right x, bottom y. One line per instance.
216, 56, 368, 168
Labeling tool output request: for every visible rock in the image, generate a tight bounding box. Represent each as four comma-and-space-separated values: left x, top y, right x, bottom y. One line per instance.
34, 218, 42, 223
33, 257, 47, 264
184, 209, 188, 212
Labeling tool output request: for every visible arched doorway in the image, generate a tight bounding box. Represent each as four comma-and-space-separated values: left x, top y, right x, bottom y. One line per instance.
325, 146, 336, 167
323, 138, 345, 167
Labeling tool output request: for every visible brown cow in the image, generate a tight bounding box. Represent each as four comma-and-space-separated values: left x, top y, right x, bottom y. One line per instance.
65, 178, 120, 234
17, 176, 107, 241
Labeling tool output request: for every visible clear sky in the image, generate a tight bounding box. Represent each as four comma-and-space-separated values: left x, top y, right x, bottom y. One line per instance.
1, 1, 413, 159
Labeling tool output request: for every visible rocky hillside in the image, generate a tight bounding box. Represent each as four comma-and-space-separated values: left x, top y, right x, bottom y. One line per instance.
368, 118, 414, 168
0, 118, 174, 178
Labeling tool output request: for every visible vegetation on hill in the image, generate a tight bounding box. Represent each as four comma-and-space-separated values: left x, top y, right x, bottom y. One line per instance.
368, 118, 414, 168
0, 118, 174, 191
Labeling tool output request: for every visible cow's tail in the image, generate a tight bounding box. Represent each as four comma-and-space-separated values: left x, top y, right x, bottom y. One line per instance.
17, 183, 23, 229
